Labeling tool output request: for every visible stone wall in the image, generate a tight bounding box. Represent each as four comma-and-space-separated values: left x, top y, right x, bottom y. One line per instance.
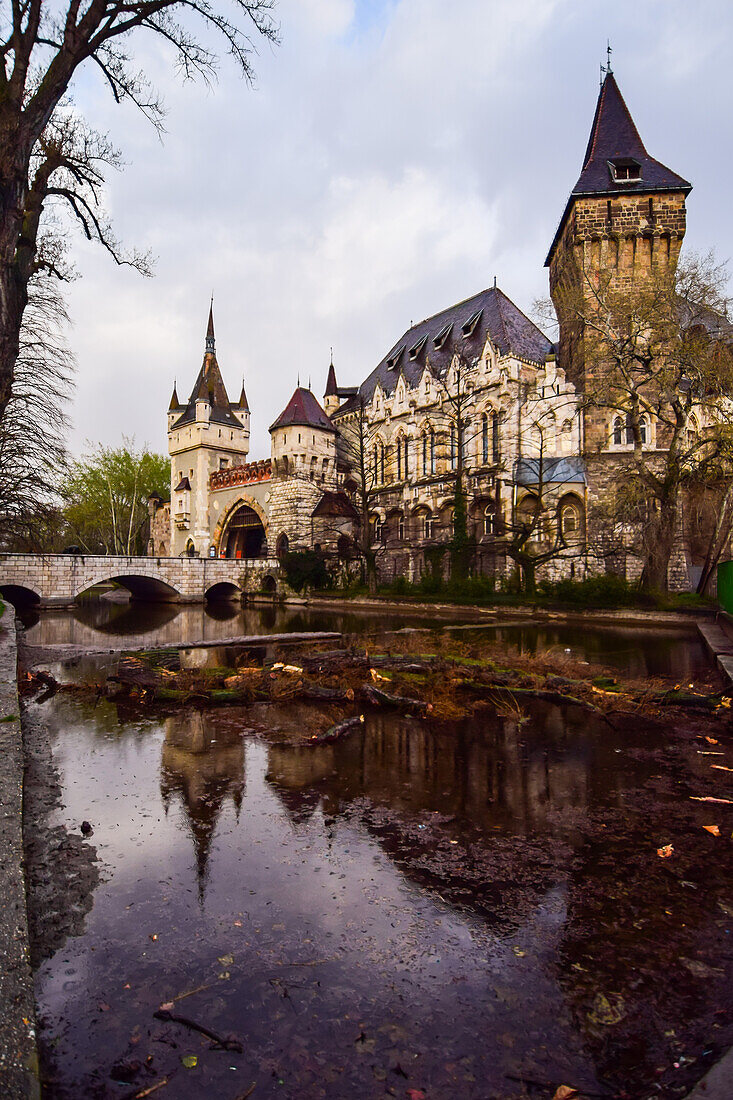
0, 555, 281, 606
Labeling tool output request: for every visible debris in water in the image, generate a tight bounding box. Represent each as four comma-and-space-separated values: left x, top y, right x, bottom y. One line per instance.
702, 825, 721, 836
656, 844, 674, 858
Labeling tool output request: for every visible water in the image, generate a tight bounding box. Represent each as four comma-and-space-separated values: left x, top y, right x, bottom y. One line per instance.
19, 597, 711, 680
22, 608, 733, 1098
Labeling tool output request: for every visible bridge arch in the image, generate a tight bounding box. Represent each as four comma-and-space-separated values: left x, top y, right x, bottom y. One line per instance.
0, 583, 42, 609
205, 581, 242, 603
74, 574, 181, 603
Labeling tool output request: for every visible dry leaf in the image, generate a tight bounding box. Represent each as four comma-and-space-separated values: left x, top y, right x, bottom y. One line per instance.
691, 796, 733, 804
657, 844, 674, 858
711, 764, 733, 773
553, 1089, 580, 1100
702, 825, 721, 836
705, 737, 720, 745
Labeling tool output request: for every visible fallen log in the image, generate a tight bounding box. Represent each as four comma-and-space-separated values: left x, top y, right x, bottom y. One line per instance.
306, 715, 364, 744
361, 684, 430, 713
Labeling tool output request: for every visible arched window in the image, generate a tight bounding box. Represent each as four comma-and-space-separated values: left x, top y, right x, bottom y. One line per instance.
380, 443, 386, 484
481, 414, 489, 464
483, 505, 495, 536
560, 419, 573, 454
422, 432, 428, 476
397, 438, 403, 481
276, 533, 289, 559
403, 436, 409, 478
492, 412, 500, 463
613, 416, 623, 446
450, 426, 457, 470
373, 444, 379, 482
639, 417, 647, 444
560, 501, 583, 540
430, 430, 436, 474
423, 512, 434, 539
398, 515, 405, 541
449, 510, 455, 536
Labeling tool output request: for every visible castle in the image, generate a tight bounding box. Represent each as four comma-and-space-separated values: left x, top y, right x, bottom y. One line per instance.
151, 69, 709, 591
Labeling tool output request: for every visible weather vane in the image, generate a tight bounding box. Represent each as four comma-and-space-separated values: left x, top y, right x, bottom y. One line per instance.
600, 40, 613, 85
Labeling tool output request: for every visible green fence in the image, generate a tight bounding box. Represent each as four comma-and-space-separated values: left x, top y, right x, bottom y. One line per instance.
718, 560, 733, 613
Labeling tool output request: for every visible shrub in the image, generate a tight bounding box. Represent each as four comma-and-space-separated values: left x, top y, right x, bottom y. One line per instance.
282, 550, 329, 593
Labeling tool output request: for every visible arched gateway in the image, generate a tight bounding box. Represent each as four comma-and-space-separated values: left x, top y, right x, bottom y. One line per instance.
220, 504, 267, 559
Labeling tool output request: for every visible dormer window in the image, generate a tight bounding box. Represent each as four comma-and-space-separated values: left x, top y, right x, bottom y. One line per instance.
433, 322, 453, 349
386, 346, 405, 370
409, 335, 428, 360
461, 309, 483, 337
609, 157, 642, 183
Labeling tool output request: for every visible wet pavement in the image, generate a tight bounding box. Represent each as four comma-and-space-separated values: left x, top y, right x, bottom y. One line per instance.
20, 635, 733, 1100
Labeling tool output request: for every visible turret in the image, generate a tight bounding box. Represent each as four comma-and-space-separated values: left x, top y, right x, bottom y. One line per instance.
546, 68, 691, 424
270, 386, 337, 485
323, 352, 340, 417
167, 303, 251, 555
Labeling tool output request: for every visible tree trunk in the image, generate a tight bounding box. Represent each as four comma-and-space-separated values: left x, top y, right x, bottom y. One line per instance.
640, 493, 678, 592
698, 481, 733, 595
521, 558, 536, 596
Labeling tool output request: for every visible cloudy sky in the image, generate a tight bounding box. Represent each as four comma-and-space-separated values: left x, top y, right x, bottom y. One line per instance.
63, 0, 733, 460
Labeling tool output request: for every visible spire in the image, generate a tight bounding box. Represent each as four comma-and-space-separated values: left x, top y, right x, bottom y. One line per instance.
324, 350, 338, 397
169, 381, 180, 411
545, 70, 691, 265
235, 379, 249, 412
205, 298, 215, 354
575, 72, 691, 198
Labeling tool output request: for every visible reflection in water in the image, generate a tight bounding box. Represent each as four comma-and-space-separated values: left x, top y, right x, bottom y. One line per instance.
20, 597, 712, 681
29, 669, 732, 1100
161, 711, 245, 900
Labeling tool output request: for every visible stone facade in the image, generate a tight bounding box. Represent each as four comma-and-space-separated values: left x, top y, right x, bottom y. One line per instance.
157, 70, 716, 593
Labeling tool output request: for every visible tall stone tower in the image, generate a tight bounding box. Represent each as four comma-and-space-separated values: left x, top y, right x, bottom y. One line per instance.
168, 305, 250, 556
546, 69, 691, 450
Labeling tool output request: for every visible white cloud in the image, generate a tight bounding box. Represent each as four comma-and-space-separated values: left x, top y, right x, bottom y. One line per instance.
60, 0, 733, 461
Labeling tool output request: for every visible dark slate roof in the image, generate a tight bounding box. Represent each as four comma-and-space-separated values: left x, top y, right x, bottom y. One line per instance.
311, 491, 360, 520
546, 73, 691, 265
514, 457, 586, 487
234, 383, 249, 412
324, 359, 338, 397
174, 477, 191, 491
168, 384, 181, 411
270, 387, 336, 434
171, 352, 244, 430
339, 286, 552, 409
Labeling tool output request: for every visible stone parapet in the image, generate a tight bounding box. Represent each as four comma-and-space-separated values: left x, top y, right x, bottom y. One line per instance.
0, 604, 40, 1098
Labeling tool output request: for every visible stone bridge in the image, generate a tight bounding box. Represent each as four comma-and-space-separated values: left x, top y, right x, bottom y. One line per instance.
0, 554, 281, 608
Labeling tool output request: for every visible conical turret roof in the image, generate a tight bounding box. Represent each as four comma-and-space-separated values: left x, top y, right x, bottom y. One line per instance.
170, 305, 242, 430
324, 356, 338, 397
270, 387, 336, 434
546, 72, 691, 265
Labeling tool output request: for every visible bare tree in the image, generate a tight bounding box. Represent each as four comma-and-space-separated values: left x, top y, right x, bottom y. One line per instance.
0, 0, 278, 425
0, 270, 73, 549
332, 395, 383, 592
540, 253, 733, 591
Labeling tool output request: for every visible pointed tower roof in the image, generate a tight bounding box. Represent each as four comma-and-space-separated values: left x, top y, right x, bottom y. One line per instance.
546, 72, 691, 264
171, 305, 243, 430
269, 386, 336, 434
324, 352, 338, 397
169, 383, 181, 411
206, 300, 215, 350
234, 381, 249, 412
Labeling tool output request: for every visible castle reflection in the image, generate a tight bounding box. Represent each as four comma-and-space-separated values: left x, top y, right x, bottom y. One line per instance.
160, 711, 245, 899
265, 701, 641, 834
